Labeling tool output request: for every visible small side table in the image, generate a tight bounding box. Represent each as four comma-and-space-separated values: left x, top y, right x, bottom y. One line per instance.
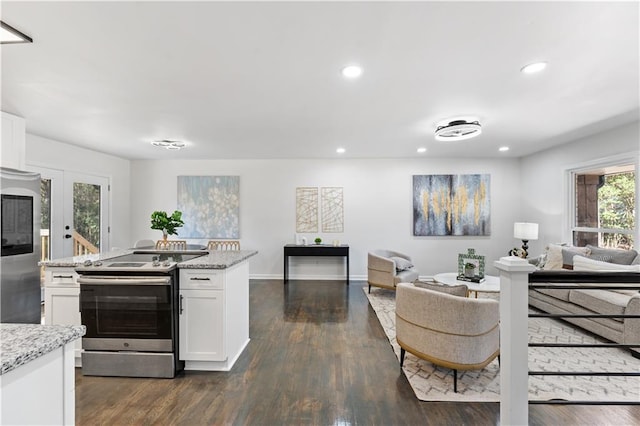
433, 272, 500, 297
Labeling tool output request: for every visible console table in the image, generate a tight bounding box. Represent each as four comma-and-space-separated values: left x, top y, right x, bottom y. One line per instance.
283, 244, 350, 284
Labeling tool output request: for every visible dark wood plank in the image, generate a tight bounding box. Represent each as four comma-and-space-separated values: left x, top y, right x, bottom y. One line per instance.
75, 279, 640, 425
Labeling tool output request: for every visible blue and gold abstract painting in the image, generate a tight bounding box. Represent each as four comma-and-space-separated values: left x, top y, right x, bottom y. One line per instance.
413, 174, 490, 236
178, 176, 240, 238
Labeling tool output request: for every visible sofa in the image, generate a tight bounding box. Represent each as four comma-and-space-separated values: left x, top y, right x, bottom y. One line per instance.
367, 249, 419, 293
528, 244, 640, 355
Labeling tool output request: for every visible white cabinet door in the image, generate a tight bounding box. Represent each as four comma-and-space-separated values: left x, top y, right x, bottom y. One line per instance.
179, 289, 225, 362
44, 287, 82, 358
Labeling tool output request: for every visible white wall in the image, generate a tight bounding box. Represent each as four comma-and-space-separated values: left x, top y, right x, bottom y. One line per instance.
25, 134, 131, 251
520, 120, 640, 256
131, 158, 522, 279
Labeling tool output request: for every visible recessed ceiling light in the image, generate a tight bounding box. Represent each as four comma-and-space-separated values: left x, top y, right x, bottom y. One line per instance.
434, 119, 482, 142
152, 140, 186, 150
521, 62, 547, 74
341, 65, 362, 79
0, 21, 33, 44
336, 147, 346, 154
417, 147, 427, 154
499, 146, 510, 152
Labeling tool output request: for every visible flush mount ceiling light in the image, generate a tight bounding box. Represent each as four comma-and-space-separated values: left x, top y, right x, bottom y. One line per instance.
499, 146, 510, 152
434, 119, 482, 142
152, 140, 186, 150
0, 21, 33, 44
336, 147, 346, 154
417, 147, 427, 154
341, 65, 362, 79
521, 61, 547, 74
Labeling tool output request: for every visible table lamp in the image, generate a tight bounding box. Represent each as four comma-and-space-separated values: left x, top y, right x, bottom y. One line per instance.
513, 222, 538, 258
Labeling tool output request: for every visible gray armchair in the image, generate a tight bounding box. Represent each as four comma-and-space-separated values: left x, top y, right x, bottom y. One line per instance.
395, 282, 500, 392
367, 249, 419, 293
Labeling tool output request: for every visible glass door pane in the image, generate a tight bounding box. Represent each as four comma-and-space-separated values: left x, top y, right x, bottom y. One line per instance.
40, 178, 51, 262
72, 182, 101, 255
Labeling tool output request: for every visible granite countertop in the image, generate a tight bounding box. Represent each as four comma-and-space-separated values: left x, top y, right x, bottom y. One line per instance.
178, 250, 258, 269
38, 249, 132, 267
1, 324, 86, 375
39, 248, 258, 270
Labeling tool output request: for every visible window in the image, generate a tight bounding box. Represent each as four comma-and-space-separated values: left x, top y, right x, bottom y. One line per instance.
571, 161, 636, 249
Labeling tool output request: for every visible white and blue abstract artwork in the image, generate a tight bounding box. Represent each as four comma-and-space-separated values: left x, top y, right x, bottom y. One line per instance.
177, 176, 240, 238
413, 174, 490, 236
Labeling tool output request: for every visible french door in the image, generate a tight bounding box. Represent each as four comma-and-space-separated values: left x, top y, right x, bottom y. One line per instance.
29, 166, 110, 260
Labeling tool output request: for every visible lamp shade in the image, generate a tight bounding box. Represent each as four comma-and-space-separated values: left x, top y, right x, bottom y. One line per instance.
514, 222, 538, 240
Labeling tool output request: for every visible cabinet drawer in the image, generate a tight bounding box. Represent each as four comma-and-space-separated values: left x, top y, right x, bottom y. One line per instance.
180, 269, 224, 289
45, 268, 79, 287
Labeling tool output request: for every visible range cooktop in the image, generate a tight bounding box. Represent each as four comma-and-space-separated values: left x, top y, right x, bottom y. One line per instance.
75, 252, 207, 273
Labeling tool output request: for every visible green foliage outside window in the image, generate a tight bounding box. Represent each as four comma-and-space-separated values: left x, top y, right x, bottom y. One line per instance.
598, 171, 635, 249
74, 182, 101, 249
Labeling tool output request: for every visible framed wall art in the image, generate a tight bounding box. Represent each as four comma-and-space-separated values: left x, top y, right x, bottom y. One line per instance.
413, 174, 490, 236
296, 187, 319, 233
177, 175, 240, 238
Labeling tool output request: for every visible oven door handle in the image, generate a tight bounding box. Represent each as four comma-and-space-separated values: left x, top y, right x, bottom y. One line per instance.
77, 276, 171, 286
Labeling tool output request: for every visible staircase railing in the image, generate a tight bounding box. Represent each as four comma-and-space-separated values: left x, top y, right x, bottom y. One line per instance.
40, 229, 99, 258
72, 230, 99, 255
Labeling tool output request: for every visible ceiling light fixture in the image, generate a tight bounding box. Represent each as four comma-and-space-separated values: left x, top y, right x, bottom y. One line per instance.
521, 62, 547, 74
499, 146, 510, 152
0, 21, 33, 44
336, 147, 346, 154
434, 119, 482, 142
341, 65, 362, 79
152, 140, 186, 150
417, 147, 427, 154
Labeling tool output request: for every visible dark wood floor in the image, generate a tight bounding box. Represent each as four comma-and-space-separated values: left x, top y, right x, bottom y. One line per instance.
76, 280, 640, 425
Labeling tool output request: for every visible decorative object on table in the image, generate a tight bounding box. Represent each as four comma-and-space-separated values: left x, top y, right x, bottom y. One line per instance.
508, 247, 527, 258
412, 174, 490, 236
177, 176, 240, 238
301, 236, 307, 245
150, 210, 184, 241
314, 237, 322, 244
296, 187, 319, 233
321, 187, 344, 232
513, 222, 538, 258
464, 262, 476, 278
457, 248, 485, 282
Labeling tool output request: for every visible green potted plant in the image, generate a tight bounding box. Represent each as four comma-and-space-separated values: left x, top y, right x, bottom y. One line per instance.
314, 237, 322, 245
150, 210, 184, 241
464, 262, 476, 278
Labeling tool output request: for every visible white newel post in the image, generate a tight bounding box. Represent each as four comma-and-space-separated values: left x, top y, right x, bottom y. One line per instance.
494, 256, 536, 426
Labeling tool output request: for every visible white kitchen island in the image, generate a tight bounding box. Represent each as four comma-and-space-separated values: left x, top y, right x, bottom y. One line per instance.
0, 323, 85, 425
178, 250, 257, 371
40, 249, 257, 373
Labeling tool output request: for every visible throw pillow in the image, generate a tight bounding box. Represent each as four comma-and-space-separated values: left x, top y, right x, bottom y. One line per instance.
390, 256, 413, 272
561, 246, 591, 270
543, 243, 571, 270
414, 281, 468, 297
633, 254, 640, 266
586, 245, 638, 265
573, 255, 640, 272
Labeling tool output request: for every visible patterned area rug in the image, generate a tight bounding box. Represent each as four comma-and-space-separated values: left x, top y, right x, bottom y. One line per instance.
365, 287, 640, 402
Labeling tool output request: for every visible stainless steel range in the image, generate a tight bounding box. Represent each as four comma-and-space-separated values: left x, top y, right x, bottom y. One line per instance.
76, 252, 205, 378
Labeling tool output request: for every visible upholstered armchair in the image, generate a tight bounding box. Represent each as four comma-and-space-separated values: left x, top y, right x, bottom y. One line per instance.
367, 249, 419, 293
395, 282, 500, 392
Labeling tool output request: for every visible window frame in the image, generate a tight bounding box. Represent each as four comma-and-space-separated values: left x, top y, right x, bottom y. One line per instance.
564, 152, 639, 248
